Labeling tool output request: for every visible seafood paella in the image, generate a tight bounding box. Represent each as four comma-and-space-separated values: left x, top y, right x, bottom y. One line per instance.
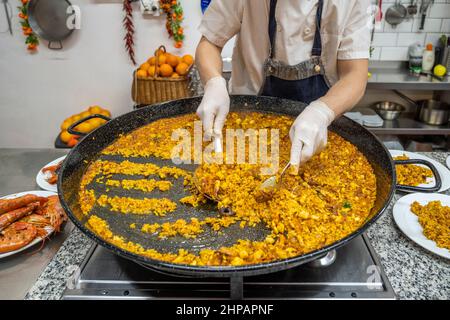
79, 112, 377, 266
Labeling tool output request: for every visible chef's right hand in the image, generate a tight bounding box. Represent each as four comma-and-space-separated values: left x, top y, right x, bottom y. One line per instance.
196, 76, 230, 139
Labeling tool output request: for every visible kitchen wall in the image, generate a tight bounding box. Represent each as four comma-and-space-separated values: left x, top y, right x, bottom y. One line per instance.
0, 0, 234, 148
370, 0, 450, 61
0, 1, 449, 148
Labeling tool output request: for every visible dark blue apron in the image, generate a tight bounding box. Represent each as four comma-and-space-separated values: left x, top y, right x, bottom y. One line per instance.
260, 0, 330, 104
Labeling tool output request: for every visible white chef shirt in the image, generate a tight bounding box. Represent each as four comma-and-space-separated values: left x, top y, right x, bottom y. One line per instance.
198, 0, 371, 95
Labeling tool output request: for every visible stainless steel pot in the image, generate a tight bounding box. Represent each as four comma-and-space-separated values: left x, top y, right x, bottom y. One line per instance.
417, 100, 450, 125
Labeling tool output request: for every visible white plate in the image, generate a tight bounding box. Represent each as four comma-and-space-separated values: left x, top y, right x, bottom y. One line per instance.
36, 156, 66, 192
393, 193, 450, 259
389, 150, 450, 193
0, 190, 56, 259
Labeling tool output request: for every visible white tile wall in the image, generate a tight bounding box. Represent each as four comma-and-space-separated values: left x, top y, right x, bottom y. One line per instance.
370, 0, 450, 61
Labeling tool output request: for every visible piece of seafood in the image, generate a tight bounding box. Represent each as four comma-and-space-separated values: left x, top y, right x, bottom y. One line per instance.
0, 202, 40, 231
0, 195, 47, 215
0, 222, 38, 253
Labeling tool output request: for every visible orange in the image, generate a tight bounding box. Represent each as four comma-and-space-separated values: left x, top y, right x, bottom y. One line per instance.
166, 54, 179, 68
71, 114, 82, 123
60, 119, 72, 131
89, 105, 103, 114
74, 122, 93, 134
60, 130, 73, 143
159, 64, 174, 77
87, 118, 100, 127
140, 62, 150, 71
148, 56, 156, 65
157, 54, 167, 66
176, 62, 189, 76
147, 65, 156, 77
182, 54, 194, 66
80, 111, 91, 119
67, 137, 78, 147
171, 73, 181, 79
99, 109, 111, 118
136, 69, 147, 78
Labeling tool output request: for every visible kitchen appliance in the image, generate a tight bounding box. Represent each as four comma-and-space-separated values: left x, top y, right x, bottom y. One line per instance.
407, 0, 418, 16
394, 90, 449, 126
62, 234, 396, 300
140, 0, 160, 16
58, 95, 442, 282
27, 0, 75, 49
372, 101, 406, 120
419, 0, 434, 30
385, 0, 408, 27
2, 0, 12, 35
417, 100, 450, 125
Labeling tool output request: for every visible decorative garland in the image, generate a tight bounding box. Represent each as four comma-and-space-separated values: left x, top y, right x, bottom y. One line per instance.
160, 0, 184, 48
18, 0, 39, 51
123, 0, 136, 65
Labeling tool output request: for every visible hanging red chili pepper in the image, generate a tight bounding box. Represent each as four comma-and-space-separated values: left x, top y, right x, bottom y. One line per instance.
123, 0, 136, 65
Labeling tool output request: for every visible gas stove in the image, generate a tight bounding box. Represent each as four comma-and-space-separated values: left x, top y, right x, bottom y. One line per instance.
62, 234, 395, 300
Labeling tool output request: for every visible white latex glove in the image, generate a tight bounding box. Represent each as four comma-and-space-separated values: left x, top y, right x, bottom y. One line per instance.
289, 100, 335, 168
196, 76, 230, 140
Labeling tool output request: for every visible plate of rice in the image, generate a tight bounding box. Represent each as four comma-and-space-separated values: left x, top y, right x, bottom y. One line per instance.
393, 193, 450, 259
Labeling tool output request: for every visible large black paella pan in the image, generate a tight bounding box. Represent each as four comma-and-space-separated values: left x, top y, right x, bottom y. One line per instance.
58, 95, 441, 277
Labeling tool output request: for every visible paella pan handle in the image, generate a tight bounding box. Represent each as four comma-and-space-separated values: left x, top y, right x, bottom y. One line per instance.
68, 114, 111, 136
394, 159, 442, 193
48, 41, 63, 50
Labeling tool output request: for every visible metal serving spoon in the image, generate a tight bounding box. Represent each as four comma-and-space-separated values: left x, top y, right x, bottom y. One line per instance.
192, 136, 236, 215
256, 162, 292, 202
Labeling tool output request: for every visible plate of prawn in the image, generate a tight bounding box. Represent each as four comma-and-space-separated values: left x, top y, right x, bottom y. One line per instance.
0, 191, 67, 259
36, 156, 66, 192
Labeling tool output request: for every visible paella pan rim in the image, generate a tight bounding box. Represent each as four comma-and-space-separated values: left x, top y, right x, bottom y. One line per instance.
58, 95, 395, 277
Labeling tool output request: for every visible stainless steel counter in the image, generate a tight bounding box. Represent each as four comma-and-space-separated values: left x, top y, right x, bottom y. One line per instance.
367, 68, 450, 91
0, 148, 72, 300
367, 117, 450, 135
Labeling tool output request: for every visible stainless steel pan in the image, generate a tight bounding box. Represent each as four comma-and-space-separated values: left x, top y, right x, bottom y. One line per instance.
27, 0, 74, 49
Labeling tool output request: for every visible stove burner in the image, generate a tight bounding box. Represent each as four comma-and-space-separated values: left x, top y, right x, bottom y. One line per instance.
63, 234, 395, 300
307, 250, 337, 268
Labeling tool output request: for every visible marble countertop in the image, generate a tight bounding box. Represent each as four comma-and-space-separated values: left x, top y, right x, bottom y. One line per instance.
25, 152, 450, 300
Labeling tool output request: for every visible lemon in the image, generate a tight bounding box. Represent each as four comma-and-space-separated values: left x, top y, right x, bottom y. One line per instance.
368, 72, 372, 78
433, 64, 447, 77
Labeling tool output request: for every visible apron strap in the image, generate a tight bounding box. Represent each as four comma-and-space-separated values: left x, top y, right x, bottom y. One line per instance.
267, 0, 325, 59
268, 0, 278, 59
311, 0, 324, 57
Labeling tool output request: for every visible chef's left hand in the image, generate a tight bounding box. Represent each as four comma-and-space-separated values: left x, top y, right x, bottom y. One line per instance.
289, 100, 336, 170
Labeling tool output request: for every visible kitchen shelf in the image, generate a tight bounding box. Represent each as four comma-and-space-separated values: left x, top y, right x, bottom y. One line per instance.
367, 117, 450, 135
367, 68, 450, 91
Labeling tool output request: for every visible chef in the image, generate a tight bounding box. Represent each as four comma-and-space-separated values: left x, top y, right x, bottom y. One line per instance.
196, 0, 371, 170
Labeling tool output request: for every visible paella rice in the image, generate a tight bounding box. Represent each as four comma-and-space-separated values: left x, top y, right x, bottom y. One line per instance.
80, 112, 378, 266
105, 179, 172, 192
97, 195, 177, 216
410, 200, 450, 250
393, 154, 433, 186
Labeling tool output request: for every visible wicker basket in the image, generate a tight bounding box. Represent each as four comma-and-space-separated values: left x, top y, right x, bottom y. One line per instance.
131, 46, 193, 105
